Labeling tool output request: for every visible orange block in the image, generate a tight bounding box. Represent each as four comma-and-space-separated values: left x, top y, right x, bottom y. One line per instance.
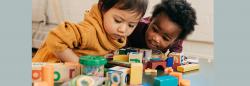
33, 81, 48, 86
180, 79, 190, 86
42, 65, 54, 86
164, 67, 173, 74
169, 72, 182, 85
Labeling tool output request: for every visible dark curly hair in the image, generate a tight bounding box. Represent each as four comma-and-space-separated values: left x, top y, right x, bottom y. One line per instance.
98, 0, 148, 18
152, 0, 197, 39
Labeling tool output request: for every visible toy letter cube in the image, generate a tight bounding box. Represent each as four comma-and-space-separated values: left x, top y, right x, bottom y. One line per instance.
106, 66, 130, 86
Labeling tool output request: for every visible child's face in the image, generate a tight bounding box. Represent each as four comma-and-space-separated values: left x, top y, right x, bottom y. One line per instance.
103, 7, 141, 40
145, 13, 181, 51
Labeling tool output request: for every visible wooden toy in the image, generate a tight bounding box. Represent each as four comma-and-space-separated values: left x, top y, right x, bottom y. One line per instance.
169, 72, 183, 85
154, 75, 178, 86
129, 52, 143, 63
144, 68, 157, 75
76, 75, 95, 86
107, 61, 131, 68
180, 79, 191, 86
130, 63, 143, 85
147, 60, 166, 70
172, 63, 181, 70
65, 62, 81, 79
164, 67, 174, 74
33, 81, 48, 86
113, 55, 129, 62
42, 65, 54, 86
177, 64, 200, 73
32, 62, 81, 83
139, 49, 152, 62
168, 52, 185, 65
106, 66, 130, 86
48, 63, 67, 83
32, 63, 47, 82
166, 57, 174, 67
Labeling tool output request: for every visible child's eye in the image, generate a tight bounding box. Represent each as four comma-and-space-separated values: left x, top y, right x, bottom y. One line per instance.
128, 24, 135, 28
162, 36, 169, 41
114, 19, 122, 23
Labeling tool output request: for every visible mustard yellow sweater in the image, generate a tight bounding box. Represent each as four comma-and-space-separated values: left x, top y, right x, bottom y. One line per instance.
32, 4, 126, 62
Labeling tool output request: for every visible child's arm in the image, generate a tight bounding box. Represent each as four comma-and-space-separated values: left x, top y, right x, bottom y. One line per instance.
46, 22, 82, 62
53, 48, 79, 62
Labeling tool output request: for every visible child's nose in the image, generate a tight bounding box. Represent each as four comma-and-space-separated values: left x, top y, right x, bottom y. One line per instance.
153, 35, 160, 43
117, 24, 127, 34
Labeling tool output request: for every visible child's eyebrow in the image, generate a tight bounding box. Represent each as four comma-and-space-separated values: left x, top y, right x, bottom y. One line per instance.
114, 15, 124, 20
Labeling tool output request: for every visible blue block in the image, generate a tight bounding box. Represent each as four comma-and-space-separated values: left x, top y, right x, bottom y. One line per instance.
166, 57, 174, 67
154, 75, 178, 86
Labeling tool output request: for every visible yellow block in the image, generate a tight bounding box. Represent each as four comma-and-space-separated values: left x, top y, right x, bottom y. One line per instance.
113, 55, 129, 62
130, 63, 143, 85
177, 64, 199, 73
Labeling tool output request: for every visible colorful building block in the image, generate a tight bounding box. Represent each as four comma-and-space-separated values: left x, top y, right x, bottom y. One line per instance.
129, 52, 143, 63
106, 66, 130, 86
147, 60, 166, 70
32, 62, 47, 82
113, 55, 129, 62
144, 68, 157, 75
166, 57, 174, 67
33, 81, 48, 86
32, 62, 81, 83
139, 49, 152, 62
172, 63, 181, 70
180, 79, 191, 86
48, 63, 67, 83
76, 75, 95, 86
169, 72, 183, 85
177, 64, 200, 73
65, 62, 81, 79
154, 75, 178, 86
42, 65, 54, 86
164, 67, 173, 74
130, 63, 143, 85
168, 52, 185, 65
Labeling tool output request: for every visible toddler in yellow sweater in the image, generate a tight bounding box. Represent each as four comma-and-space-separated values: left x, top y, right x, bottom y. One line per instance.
32, 0, 148, 63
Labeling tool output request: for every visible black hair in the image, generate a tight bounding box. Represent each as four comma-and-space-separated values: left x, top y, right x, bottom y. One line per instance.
98, 0, 148, 18
152, 0, 197, 39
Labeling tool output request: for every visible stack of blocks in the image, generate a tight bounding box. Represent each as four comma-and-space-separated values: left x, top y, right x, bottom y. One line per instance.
32, 62, 81, 85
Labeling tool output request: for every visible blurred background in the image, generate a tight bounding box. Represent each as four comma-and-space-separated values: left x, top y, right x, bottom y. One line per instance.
32, 0, 214, 61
